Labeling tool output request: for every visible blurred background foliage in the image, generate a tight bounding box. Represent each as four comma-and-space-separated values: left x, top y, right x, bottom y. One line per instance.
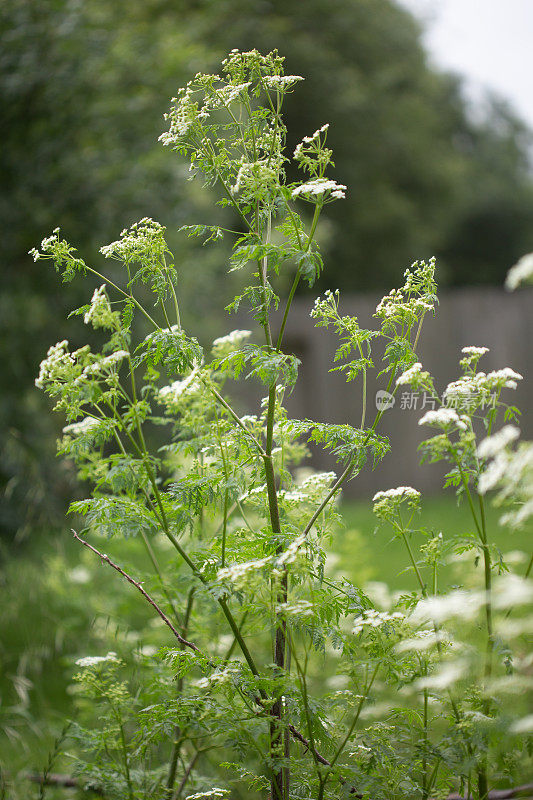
1, 0, 533, 539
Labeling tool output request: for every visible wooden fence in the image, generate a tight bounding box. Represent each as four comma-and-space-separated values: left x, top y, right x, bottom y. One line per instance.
234, 286, 533, 499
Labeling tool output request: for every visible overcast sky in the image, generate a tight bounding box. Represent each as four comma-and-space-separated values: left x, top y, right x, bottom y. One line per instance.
396, 0, 533, 128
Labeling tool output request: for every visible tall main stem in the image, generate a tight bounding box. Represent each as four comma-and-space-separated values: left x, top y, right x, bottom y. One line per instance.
257, 203, 289, 800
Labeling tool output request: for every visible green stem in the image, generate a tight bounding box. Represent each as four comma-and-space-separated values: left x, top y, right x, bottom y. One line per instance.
165, 588, 196, 799
320, 663, 380, 794
276, 202, 322, 352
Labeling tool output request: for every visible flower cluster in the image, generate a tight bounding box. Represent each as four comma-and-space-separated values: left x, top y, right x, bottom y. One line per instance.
410, 590, 486, 625
461, 345, 489, 357
477, 425, 520, 460
100, 218, 168, 265
459, 345, 490, 370
444, 368, 522, 412
29, 228, 61, 261
396, 362, 432, 390
231, 156, 283, 199
217, 557, 271, 589
159, 84, 209, 146
375, 260, 436, 332
35, 340, 74, 389
206, 81, 251, 109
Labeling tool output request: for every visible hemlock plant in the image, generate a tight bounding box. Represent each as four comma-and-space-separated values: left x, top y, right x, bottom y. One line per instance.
32, 50, 532, 800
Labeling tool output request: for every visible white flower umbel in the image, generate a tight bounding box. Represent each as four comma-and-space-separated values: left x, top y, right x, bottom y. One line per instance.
158, 368, 201, 407
63, 417, 100, 437
211, 329, 251, 357
396, 362, 422, 385
461, 346, 489, 357
195, 667, 240, 690
291, 178, 346, 201
372, 487, 420, 502
395, 629, 448, 653
100, 218, 167, 264
217, 557, 271, 589
478, 454, 508, 495
506, 252, 533, 290
484, 368, 523, 391
263, 75, 303, 90
75, 651, 119, 668
418, 408, 467, 431
101, 350, 129, 368
372, 486, 421, 520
